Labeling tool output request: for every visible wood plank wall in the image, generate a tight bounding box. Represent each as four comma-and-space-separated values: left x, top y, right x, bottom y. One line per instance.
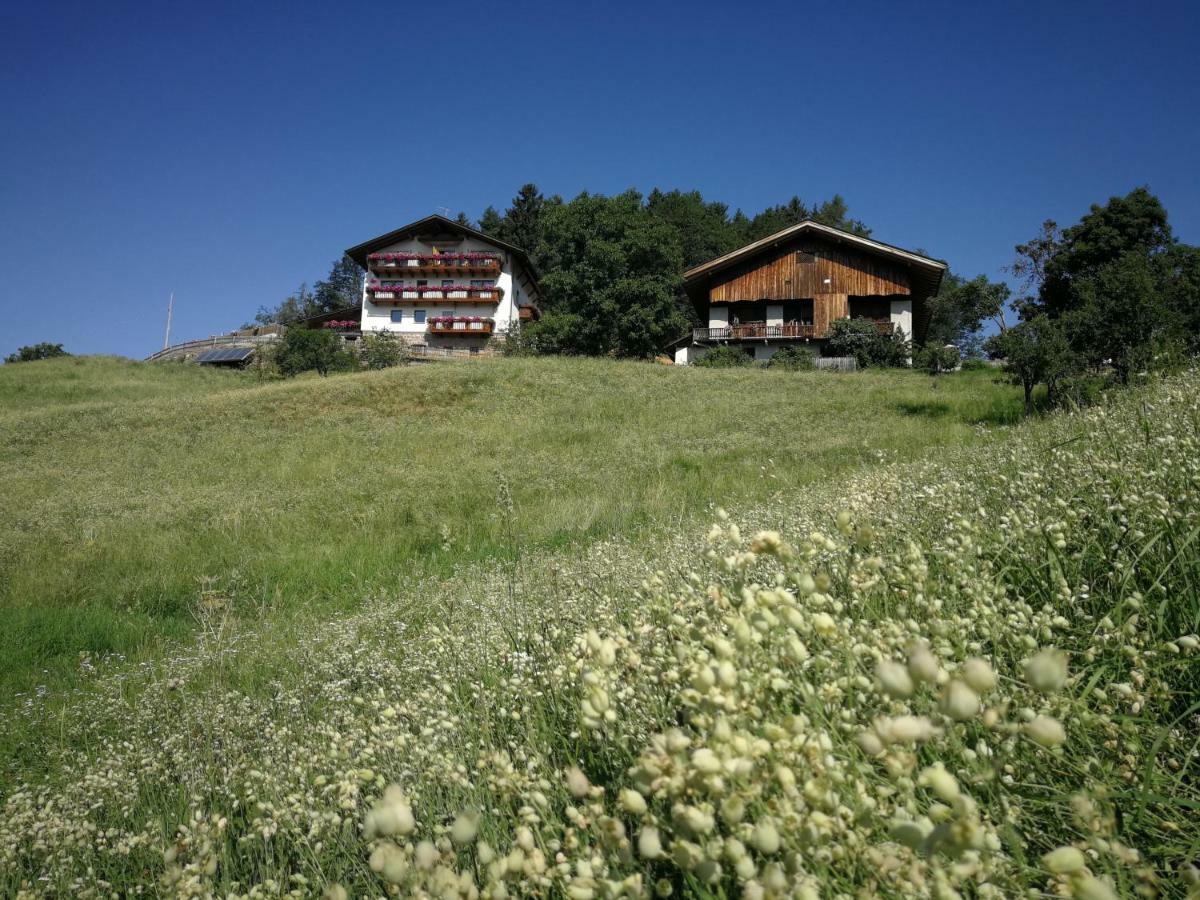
812, 294, 849, 336
708, 237, 911, 302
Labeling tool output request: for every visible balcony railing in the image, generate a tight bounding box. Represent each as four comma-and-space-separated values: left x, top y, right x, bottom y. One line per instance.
694, 323, 817, 341
368, 285, 503, 302
368, 253, 502, 276
427, 319, 495, 336
693, 319, 893, 342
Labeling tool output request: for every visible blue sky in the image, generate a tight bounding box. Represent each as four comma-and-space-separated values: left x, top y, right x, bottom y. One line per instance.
1, 0, 1197, 358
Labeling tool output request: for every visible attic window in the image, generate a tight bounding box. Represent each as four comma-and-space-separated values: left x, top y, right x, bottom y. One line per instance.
796, 251, 817, 264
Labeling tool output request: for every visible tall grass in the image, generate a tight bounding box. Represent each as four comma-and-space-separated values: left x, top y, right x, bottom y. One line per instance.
0, 356, 1020, 696
1, 364, 1197, 898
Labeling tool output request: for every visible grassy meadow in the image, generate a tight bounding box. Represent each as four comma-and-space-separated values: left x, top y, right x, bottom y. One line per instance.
1, 355, 1198, 899
0, 355, 1020, 697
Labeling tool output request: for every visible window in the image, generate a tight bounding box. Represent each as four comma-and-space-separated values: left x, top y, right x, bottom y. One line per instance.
413, 309, 426, 324
442, 279, 453, 287
417, 279, 428, 287
442, 310, 453, 318
470, 279, 490, 287
390, 309, 404, 323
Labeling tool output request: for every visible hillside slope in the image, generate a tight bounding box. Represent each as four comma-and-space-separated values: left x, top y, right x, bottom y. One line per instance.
0, 356, 1019, 694
2, 365, 1196, 898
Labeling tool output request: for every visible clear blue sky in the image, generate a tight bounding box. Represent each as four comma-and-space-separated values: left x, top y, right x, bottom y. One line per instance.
2, 0, 1197, 358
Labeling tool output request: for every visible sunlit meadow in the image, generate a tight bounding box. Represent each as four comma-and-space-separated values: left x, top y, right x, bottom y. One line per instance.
0, 354, 1020, 697
2, 358, 1198, 898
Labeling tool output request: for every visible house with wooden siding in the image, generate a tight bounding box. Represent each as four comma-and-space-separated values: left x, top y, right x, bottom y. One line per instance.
676, 220, 946, 364
346, 215, 541, 351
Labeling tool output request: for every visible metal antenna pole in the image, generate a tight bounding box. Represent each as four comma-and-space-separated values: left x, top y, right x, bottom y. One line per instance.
164, 291, 174, 350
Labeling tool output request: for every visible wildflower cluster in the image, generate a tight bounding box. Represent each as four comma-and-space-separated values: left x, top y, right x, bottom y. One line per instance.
3, 373, 1200, 897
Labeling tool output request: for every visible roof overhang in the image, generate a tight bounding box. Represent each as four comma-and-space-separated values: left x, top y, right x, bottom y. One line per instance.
345, 214, 541, 285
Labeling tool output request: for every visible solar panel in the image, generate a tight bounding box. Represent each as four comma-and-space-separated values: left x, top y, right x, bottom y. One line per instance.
196, 347, 255, 364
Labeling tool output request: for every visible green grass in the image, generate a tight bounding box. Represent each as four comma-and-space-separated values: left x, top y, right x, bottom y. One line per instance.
2, 359, 1196, 898
0, 355, 1020, 696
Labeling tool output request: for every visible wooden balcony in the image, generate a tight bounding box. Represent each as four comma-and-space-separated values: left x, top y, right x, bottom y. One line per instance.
368, 286, 503, 303
694, 323, 817, 342
368, 255, 501, 277
693, 319, 893, 342
427, 320, 495, 336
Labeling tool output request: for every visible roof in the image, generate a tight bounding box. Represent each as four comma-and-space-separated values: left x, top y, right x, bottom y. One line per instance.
345, 214, 541, 283
298, 306, 361, 329
683, 219, 947, 298
196, 347, 255, 364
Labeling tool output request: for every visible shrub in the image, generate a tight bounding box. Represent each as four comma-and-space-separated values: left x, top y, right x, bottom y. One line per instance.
765, 346, 815, 371
273, 327, 356, 377
914, 344, 960, 375
693, 345, 753, 368
5, 343, 69, 363
361, 331, 408, 370
986, 316, 1080, 412
825, 317, 910, 368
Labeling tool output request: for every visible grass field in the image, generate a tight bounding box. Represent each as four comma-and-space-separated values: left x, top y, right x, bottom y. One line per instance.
2, 355, 1197, 899
0, 355, 1021, 697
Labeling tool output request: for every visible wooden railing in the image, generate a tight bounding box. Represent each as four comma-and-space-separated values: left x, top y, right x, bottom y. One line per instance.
427, 321, 495, 336
369, 256, 501, 276
694, 323, 816, 341
693, 319, 893, 342
369, 286, 502, 302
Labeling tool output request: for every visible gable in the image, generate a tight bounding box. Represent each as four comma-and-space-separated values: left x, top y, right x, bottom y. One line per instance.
345, 215, 539, 280
708, 234, 912, 302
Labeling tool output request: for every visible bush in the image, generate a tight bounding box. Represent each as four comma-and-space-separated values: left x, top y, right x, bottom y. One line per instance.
986, 316, 1080, 412
825, 317, 910, 368
273, 328, 356, 377
766, 345, 815, 371
914, 344, 960, 375
500, 321, 546, 357
361, 331, 408, 370
5, 343, 69, 364
960, 358, 991, 372
693, 345, 753, 368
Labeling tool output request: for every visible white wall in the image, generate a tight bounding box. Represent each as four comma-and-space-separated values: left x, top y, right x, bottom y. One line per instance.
890, 299, 912, 340
766, 304, 783, 326
674, 345, 709, 365
359, 234, 529, 339
709, 305, 728, 329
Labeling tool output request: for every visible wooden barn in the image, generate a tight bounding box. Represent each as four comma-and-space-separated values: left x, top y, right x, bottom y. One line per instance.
678, 220, 947, 364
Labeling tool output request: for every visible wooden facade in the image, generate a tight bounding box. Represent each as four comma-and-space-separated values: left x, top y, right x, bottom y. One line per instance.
682, 221, 947, 349
707, 237, 911, 303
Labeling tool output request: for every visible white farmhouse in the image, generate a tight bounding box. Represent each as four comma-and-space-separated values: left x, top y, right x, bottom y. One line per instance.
346, 215, 541, 351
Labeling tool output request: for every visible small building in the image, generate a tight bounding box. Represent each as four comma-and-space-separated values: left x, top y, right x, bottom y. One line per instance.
676, 220, 946, 364
345, 215, 541, 351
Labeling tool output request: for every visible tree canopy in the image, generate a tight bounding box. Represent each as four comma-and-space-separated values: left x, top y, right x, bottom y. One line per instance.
988, 187, 1200, 401
254, 256, 365, 326
484, 185, 877, 356
5, 342, 69, 364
